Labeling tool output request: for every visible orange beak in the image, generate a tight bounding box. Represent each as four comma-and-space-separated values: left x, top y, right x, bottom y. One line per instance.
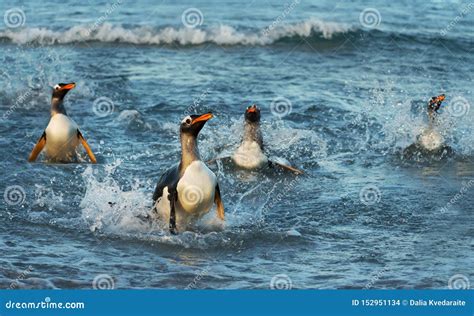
246, 105, 257, 113
192, 112, 213, 124
437, 95, 445, 102
60, 83, 76, 91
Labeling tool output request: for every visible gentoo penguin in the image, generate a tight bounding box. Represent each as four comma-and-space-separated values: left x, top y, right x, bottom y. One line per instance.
402, 94, 452, 159
28, 83, 97, 163
427, 94, 445, 123
152, 113, 224, 234
232, 104, 267, 169
211, 104, 303, 174
418, 94, 446, 150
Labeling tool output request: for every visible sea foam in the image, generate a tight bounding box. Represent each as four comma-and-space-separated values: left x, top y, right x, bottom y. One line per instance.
0, 19, 352, 46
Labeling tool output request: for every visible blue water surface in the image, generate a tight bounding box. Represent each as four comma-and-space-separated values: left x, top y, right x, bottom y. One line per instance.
0, 0, 473, 289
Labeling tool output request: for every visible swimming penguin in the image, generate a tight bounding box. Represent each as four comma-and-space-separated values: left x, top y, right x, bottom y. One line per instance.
427, 94, 445, 123
418, 94, 447, 150
233, 104, 267, 169
152, 113, 224, 234
402, 94, 453, 159
210, 104, 303, 174
28, 83, 97, 163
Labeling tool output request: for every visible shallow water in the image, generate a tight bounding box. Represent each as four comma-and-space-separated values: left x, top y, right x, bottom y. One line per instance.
0, 0, 473, 289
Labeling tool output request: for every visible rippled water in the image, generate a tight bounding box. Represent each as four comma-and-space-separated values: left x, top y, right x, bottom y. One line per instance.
0, 0, 473, 289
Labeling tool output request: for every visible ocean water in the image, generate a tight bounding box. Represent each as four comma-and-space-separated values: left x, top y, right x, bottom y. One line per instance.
0, 0, 473, 289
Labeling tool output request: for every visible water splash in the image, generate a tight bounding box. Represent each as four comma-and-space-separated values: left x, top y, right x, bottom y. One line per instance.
80, 159, 152, 233
342, 79, 474, 157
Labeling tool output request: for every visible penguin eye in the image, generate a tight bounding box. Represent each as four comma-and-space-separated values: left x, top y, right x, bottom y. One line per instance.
54, 84, 60, 90
181, 116, 192, 125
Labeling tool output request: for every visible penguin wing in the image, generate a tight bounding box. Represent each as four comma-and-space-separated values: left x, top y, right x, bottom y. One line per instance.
152, 164, 180, 234
28, 131, 47, 162
152, 164, 180, 203
77, 130, 97, 163
214, 183, 225, 220
268, 157, 304, 175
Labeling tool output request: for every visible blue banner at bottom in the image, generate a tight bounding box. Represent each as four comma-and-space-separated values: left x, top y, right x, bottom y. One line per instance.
0, 290, 472, 316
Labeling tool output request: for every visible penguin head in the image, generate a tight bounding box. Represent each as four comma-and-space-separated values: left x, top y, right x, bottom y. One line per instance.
245, 104, 260, 123
52, 82, 76, 100
427, 94, 446, 113
180, 112, 214, 136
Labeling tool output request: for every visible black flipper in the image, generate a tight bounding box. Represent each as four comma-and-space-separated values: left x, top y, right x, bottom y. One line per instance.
168, 187, 178, 235
152, 164, 180, 203
214, 183, 225, 220
152, 164, 181, 234
268, 159, 304, 175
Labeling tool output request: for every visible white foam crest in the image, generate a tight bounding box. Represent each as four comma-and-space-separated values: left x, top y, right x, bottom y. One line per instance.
0, 19, 352, 46
267, 18, 351, 40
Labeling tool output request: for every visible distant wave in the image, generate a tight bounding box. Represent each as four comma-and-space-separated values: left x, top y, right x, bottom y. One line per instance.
0, 19, 353, 46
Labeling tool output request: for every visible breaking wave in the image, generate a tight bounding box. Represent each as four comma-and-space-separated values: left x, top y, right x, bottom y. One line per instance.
0, 19, 352, 46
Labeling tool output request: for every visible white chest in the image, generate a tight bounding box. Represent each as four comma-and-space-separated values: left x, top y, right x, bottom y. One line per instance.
233, 141, 268, 169
177, 161, 217, 215
44, 114, 79, 158
419, 129, 443, 151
